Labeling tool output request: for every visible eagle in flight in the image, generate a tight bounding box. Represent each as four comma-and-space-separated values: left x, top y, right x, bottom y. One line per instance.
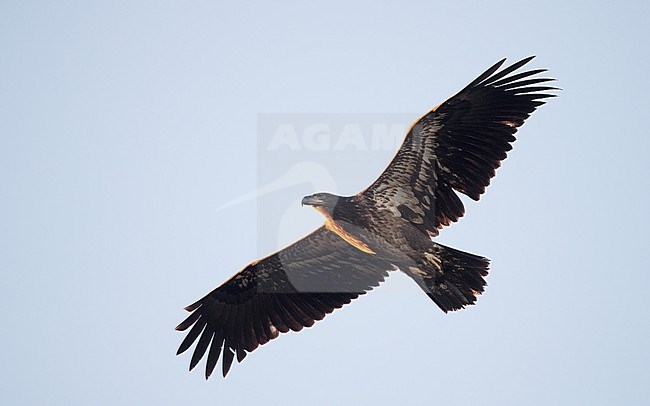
176, 56, 556, 378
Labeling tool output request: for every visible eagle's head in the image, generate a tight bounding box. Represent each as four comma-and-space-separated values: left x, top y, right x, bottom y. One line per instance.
301, 192, 340, 216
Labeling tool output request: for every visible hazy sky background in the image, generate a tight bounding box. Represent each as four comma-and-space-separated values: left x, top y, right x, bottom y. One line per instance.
2, 1, 649, 405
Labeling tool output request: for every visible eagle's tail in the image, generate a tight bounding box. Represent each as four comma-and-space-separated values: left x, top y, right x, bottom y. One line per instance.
406, 243, 490, 313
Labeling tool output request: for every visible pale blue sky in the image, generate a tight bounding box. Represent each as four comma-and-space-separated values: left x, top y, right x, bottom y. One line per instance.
2, 1, 649, 405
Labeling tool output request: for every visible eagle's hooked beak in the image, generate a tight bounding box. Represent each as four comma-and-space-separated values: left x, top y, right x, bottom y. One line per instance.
301, 195, 324, 207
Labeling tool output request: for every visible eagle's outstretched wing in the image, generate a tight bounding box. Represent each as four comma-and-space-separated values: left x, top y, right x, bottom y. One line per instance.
362, 56, 557, 236
176, 226, 393, 378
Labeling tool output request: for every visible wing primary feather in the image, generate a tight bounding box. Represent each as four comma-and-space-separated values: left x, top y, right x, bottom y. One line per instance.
237, 348, 247, 363
232, 304, 246, 357
490, 69, 547, 87
226, 304, 240, 351
482, 56, 536, 85
463, 58, 507, 89
190, 324, 214, 371
221, 342, 235, 377
499, 77, 555, 90
510, 85, 561, 94
184, 299, 202, 312
205, 332, 223, 380
220, 303, 238, 356
175, 310, 201, 331
177, 317, 205, 355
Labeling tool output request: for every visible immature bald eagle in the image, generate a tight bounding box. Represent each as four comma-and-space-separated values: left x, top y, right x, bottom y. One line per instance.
176, 56, 556, 378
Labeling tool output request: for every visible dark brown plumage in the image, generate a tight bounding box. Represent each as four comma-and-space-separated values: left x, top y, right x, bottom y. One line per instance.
176, 56, 557, 378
